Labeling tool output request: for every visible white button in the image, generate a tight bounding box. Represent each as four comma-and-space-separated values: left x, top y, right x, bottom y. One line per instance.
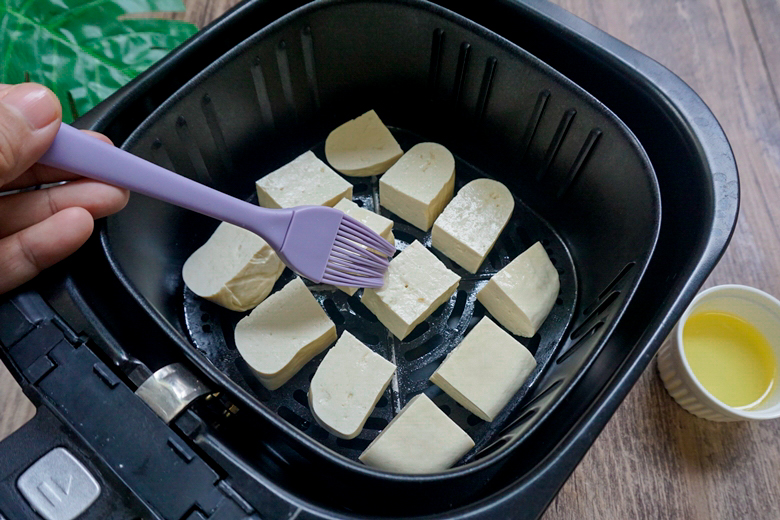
17, 448, 100, 520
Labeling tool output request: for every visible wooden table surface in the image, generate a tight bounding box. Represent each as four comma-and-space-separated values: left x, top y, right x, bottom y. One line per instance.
3, 0, 780, 518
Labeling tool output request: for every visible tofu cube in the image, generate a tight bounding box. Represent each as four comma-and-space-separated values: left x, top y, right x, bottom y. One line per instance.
430, 317, 537, 421
477, 242, 560, 337
432, 179, 515, 273
379, 142, 455, 231
235, 278, 337, 390
333, 198, 395, 295
256, 150, 352, 208
359, 394, 474, 474
308, 331, 396, 439
362, 241, 460, 340
182, 222, 285, 311
325, 109, 403, 177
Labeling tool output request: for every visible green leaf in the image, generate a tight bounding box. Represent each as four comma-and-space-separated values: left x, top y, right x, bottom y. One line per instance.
1, 0, 198, 122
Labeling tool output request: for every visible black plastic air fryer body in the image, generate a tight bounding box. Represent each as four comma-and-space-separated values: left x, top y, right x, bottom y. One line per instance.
0, 1, 737, 519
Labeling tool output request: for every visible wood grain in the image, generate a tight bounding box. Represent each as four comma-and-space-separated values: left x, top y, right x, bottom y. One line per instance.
543, 0, 780, 518
2, 0, 780, 518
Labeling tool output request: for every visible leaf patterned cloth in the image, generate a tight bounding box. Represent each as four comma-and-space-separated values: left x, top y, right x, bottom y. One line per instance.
1, 0, 198, 122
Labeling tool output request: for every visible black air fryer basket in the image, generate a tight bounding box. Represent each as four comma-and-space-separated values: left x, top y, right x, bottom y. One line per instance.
0, 0, 738, 519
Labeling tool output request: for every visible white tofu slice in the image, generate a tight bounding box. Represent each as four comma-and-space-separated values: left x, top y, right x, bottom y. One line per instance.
324, 110, 403, 177
333, 198, 395, 296
234, 278, 337, 390
362, 241, 460, 340
432, 179, 514, 273
477, 242, 560, 337
358, 394, 474, 474
379, 142, 455, 231
256, 150, 352, 208
430, 317, 537, 421
182, 222, 285, 311
308, 331, 396, 439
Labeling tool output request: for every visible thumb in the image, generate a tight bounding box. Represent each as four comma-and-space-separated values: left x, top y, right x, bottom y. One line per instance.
0, 83, 62, 187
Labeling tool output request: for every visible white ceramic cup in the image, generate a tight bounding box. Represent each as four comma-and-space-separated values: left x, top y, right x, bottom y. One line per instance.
657, 284, 780, 421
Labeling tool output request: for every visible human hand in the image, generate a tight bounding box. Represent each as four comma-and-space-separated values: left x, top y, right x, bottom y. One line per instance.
0, 83, 129, 295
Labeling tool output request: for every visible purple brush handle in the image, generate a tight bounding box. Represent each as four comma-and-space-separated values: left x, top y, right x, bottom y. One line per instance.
39, 124, 292, 250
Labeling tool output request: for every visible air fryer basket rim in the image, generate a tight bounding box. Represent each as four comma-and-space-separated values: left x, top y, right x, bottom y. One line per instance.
99, 0, 660, 481
53, 0, 737, 516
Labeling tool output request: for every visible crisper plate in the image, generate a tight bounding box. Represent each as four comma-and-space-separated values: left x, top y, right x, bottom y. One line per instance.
182, 128, 577, 463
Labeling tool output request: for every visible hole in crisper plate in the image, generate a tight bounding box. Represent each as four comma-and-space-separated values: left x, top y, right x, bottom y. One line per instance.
347, 296, 379, 323
278, 406, 310, 431
403, 321, 430, 343
404, 334, 444, 361
363, 417, 389, 430
323, 299, 345, 326
466, 413, 484, 426
336, 437, 372, 451
447, 290, 468, 329
293, 389, 309, 409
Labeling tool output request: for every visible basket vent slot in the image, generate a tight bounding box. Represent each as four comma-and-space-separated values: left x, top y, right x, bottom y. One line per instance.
150, 139, 176, 172
557, 320, 604, 364
175, 115, 212, 185
518, 89, 550, 161
598, 262, 635, 301
472, 436, 511, 461
276, 40, 297, 120
557, 128, 601, 198
536, 108, 576, 182
583, 262, 635, 316
453, 42, 471, 105
428, 28, 445, 95
518, 379, 563, 413
300, 25, 320, 110
475, 57, 497, 120
250, 57, 275, 128
571, 291, 618, 340
201, 93, 232, 171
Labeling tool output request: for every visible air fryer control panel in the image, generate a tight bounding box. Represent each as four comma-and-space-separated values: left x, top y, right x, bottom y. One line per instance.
0, 292, 266, 520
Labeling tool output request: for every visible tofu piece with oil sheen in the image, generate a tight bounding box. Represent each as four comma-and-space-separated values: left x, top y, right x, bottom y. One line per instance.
255, 150, 352, 208
477, 242, 560, 337
234, 277, 337, 390
430, 317, 537, 421
324, 110, 403, 177
362, 241, 460, 340
432, 179, 514, 273
182, 222, 285, 311
308, 331, 396, 439
332, 198, 395, 296
379, 142, 455, 231
358, 394, 474, 474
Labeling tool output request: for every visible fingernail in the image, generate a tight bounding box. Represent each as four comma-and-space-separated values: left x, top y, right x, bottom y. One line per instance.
0, 83, 59, 130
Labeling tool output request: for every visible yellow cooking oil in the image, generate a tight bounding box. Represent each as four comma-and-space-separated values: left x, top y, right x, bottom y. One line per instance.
683, 311, 776, 409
